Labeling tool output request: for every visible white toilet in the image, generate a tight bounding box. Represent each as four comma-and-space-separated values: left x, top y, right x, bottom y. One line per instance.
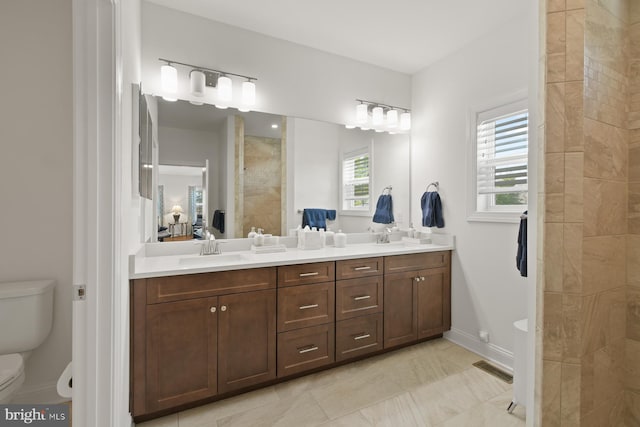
0, 280, 55, 403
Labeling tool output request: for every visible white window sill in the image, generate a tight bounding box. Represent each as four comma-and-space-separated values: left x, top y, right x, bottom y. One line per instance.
467, 211, 525, 224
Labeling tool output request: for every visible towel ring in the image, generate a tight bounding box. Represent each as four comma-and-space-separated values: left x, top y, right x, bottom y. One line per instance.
426, 181, 439, 192
381, 185, 392, 195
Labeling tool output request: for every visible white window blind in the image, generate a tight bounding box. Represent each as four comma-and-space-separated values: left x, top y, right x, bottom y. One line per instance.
342, 149, 371, 211
476, 103, 528, 211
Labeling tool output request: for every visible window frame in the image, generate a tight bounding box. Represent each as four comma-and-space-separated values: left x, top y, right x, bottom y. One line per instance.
339, 144, 374, 217
467, 92, 529, 223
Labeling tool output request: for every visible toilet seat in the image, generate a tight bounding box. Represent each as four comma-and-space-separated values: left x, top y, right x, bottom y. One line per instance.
0, 354, 23, 391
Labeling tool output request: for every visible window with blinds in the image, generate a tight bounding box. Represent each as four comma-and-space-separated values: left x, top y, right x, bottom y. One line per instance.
342, 148, 371, 211
475, 99, 528, 214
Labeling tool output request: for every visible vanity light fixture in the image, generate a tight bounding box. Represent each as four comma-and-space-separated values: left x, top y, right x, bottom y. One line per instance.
400, 110, 411, 131
160, 63, 178, 101
354, 99, 411, 133
158, 58, 258, 109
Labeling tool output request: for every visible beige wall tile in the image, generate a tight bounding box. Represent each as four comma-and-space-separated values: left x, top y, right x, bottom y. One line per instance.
592, 0, 630, 24
566, 0, 584, 9
566, 9, 585, 81
565, 81, 585, 152
581, 391, 625, 427
593, 338, 626, 409
584, 119, 628, 181
547, 12, 567, 55
563, 223, 583, 292
544, 292, 564, 360
582, 288, 626, 354
546, 193, 565, 222
632, 0, 640, 25
625, 391, 640, 426
628, 145, 640, 183
548, 53, 566, 84
584, 58, 628, 128
546, 83, 566, 153
545, 224, 564, 292
564, 153, 584, 222
561, 363, 582, 425
546, 153, 565, 193
542, 360, 562, 426
625, 338, 640, 393
628, 235, 640, 283
628, 287, 640, 341
547, 0, 566, 12
585, 1, 629, 76
629, 183, 640, 234
583, 179, 627, 236
562, 293, 583, 362
583, 235, 626, 294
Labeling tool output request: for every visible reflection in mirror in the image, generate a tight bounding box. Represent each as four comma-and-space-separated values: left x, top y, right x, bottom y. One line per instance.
143, 96, 410, 243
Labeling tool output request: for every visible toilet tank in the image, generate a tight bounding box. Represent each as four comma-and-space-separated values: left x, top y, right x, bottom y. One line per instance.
0, 280, 55, 354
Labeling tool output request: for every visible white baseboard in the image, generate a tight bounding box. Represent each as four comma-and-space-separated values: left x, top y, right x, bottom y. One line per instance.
445, 327, 514, 373
11, 381, 68, 405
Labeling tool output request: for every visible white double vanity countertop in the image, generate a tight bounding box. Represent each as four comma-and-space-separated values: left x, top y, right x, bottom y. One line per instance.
130, 233, 455, 279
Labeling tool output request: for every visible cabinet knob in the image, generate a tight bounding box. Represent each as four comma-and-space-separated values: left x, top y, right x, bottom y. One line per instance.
414, 277, 420, 282
210, 306, 216, 313
221, 305, 227, 312
421, 276, 426, 281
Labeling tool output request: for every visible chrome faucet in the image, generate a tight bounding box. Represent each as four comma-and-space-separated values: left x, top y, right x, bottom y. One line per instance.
376, 227, 393, 244
200, 232, 222, 255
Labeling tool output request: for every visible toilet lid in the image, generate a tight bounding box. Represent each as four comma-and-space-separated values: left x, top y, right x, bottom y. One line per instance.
0, 354, 23, 390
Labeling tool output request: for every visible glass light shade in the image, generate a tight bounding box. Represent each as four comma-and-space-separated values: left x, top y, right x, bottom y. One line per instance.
345, 124, 356, 129
386, 109, 399, 128
242, 81, 256, 107
161, 64, 178, 95
372, 106, 384, 126
356, 104, 368, 124
190, 70, 206, 97
217, 75, 233, 103
400, 111, 411, 130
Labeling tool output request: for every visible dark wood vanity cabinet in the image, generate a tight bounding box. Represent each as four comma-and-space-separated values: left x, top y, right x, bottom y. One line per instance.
131, 268, 277, 418
131, 251, 451, 421
383, 252, 451, 349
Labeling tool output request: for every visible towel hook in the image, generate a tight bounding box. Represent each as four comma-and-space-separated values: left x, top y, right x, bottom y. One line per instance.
426, 181, 439, 192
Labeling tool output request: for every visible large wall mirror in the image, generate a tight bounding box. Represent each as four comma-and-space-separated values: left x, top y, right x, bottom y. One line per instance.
141, 96, 410, 242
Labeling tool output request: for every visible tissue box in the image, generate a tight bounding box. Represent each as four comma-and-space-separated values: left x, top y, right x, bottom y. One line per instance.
301, 231, 323, 250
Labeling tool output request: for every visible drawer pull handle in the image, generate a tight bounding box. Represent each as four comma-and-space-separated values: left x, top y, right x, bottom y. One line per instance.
298, 345, 319, 354
353, 295, 371, 301
354, 266, 372, 271
354, 334, 371, 341
299, 304, 319, 310
299, 272, 320, 277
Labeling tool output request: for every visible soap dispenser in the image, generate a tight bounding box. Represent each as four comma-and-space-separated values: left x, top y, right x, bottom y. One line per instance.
334, 230, 347, 248
248, 226, 257, 239
254, 228, 265, 246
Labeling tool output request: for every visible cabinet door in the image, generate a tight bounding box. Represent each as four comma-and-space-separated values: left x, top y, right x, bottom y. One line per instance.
416, 267, 450, 339
218, 289, 277, 393
145, 297, 218, 412
383, 271, 418, 348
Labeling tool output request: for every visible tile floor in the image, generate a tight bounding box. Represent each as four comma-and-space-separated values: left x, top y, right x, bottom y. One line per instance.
138, 338, 526, 427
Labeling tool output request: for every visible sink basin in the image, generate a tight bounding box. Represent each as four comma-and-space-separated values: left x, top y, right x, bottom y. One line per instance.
178, 253, 246, 266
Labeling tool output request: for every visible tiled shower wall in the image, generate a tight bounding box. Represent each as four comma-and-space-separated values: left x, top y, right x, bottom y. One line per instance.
540, 0, 633, 425
626, 1, 640, 424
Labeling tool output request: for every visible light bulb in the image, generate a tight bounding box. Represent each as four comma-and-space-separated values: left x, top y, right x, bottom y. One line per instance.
356, 104, 368, 124
190, 70, 205, 97
161, 64, 177, 101
217, 75, 232, 103
387, 109, 398, 128
372, 106, 384, 126
400, 111, 411, 130
242, 80, 256, 108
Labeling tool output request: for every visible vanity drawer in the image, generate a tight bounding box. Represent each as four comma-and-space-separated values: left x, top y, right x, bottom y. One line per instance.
145, 267, 277, 304
277, 324, 335, 377
336, 313, 383, 362
335, 276, 383, 321
277, 282, 335, 332
384, 251, 450, 274
336, 257, 383, 280
277, 262, 335, 288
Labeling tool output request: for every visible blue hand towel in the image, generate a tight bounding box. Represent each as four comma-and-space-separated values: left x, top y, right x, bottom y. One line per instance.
516, 211, 527, 277
421, 192, 444, 228
372, 194, 394, 224
302, 209, 333, 230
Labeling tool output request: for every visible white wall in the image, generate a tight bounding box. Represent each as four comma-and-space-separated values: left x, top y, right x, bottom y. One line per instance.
411, 14, 530, 367
141, 2, 411, 127
0, 1, 72, 402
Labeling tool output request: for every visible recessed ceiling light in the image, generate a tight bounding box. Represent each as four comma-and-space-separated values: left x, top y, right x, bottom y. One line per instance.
271, 124, 278, 129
